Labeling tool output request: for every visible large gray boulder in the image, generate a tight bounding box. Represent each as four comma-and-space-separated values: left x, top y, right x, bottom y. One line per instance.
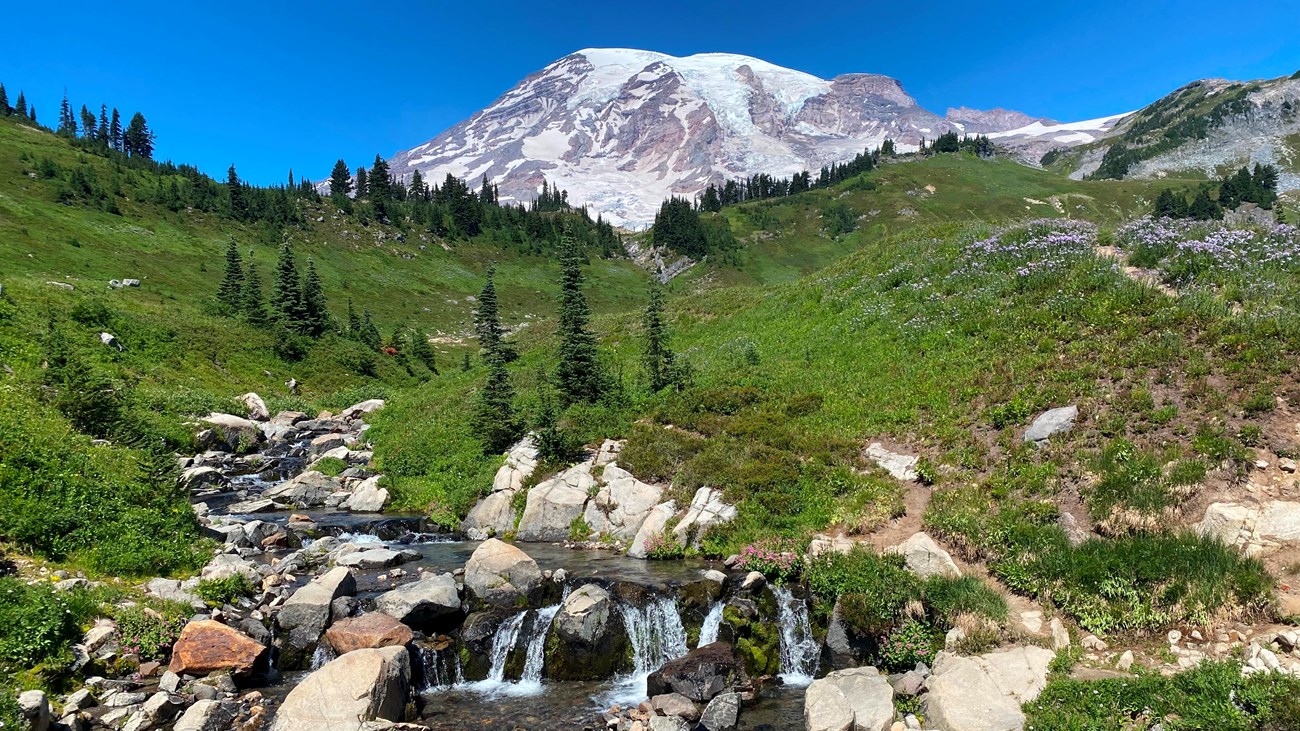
924, 646, 1054, 731
200, 413, 263, 451
339, 399, 385, 420
342, 476, 390, 512
277, 567, 357, 649
549, 584, 628, 679
628, 501, 677, 559
864, 443, 919, 482
238, 392, 270, 421
515, 463, 596, 541
887, 532, 961, 578
1023, 406, 1078, 445
270, 646, 409, 731
583, 464, 664, 541
263, 471, 340, 507
200, 554, 260, 584
1196, 500, 1300, 556
172, 700, 238, 731
700, 692, 740, 731
804, 667, 894, 731
462, 438, 541, 538
373, 574, 462, 629
463, 539, 542, 607
18, 690, 50, 731
673, 488, 736, 548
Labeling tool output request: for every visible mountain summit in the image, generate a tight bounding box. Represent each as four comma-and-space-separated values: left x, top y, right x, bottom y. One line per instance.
384, 49, 1116, 227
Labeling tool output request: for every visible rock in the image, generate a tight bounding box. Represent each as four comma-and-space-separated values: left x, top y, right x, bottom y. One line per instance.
263, 470, 341, 507
808, 534, 857, 559
672, 488, 737, 548
1081, 635, 1108, 652
1167, 630, 1182, 645
461, 491, 519, 539
628, 501, 678, 559
172, 700, 238, 731
1023, 405, 1078, 445
159, 671, 181, 694
646, 642, 743, 703
224, 498, 278, 514
650, 692, 699, 721
865, 442, 920, 482
145, 577, 201, 606
309, 433, 348, 456
336, 549, 408, 570
1050, 618, 1070, 651
47, 281, 74, 290
804, 667, 894, 731
200, 554, 260, 584
892, 670, 925, 696
120, 691, 180, 731
325, 613, 414, 654
373, 574, 462, 629
701, 569, 727, 586
18, 690, 51, 731
1059, 512, 1089, 545
887, 533, 961, 578
238, 393, 270, 421
516, 462, 597, 541
1116, 650, 1134, 672
99, 332, 124, 351
343, 476, 391, 512
270, 646, 410, 731
180, 466, 227, 492
583, 464, 665, 540
277, 567, 357, 649
103, 690, 149, 707
924, 646, 1054, 731
340, 399, 386, 420
83, 623, 118, 655
200, 413, 264, 451
549, 583, 629, 679
123, 278, 141, 287
699, 692, 740, 731
64, 688, 96, 714
740, 572, 766, 591
649, 717, 692, 731
556, 584, 613, 645
169, 620, 269, 677
463, 539, 542, 607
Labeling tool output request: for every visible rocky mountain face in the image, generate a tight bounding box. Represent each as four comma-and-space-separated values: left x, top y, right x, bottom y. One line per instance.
384, 49, 1106, 228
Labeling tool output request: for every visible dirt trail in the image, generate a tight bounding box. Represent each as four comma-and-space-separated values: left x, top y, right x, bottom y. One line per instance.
1095, 245, 1177, 297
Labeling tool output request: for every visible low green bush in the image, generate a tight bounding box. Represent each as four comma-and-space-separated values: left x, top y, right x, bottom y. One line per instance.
922, 575, 1009, 627
313, 456, 347, 477
0, 578, 85, 669
806, 548, 919, 635
194, 574, 256, 607
876, 618, 941, 672
114, 604, 190, 662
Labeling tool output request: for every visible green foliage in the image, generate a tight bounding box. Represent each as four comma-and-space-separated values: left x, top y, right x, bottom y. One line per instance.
114, 603, 189, 661
643, 531, 685, 560
877, 618, 941, 672
921, 575, 1008, 627
821, 201, 858, 237
1087, 439, 1205, 530
194, 574, 255, 607
0, 578, 84, 669
806, 548, 919, 635
555, 234, 605, 405
313, 456, 347, 476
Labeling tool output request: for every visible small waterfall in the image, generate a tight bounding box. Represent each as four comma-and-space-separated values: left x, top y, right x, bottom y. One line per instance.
418, 643, 463, 692
698, 602, 724, 648
621, 596, 689, 676
517, 604, 562, 687
774, 586, 819, 686
485, 611, 528, 684
309, 642, 336, 670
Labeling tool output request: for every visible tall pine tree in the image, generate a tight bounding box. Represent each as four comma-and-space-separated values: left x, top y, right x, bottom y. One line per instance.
329, 159, 352, 198
57, 91, 76, 137
123, 112, 153, 158
642, 283, 680, 391
227, 165, 247, 219
96, 105, 110, 147
554, 234, 603, 404
368, 154, 392, 201
472, 346, 521, 454
297, 259, 330, 337
473, 265, 517, 362
217, 238, 245, 310
109, 108, 122, 150
241, 260, 268, 325
271, 242, 301, 325
0, 84, 8, 115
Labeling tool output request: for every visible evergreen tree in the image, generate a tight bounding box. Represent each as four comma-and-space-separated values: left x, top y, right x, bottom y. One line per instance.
96, 105, 109, 147
355, 166, 368, 198
271, 242, 301, 324
881, 139, 896, 155
217, 238, 245, 310
1189, 188, 1223, 220
554, 234, 603, 404
123, 112, 153, 158
642, 283, 680, 391
461, 352, 472, 372
57, 91, 76, 136
473, 265, 516, 362
368, 154, 392, 201
329, 159, 352, 198
297, 259, 330, 337
227, 165, 247, 219
0, 84, 7, 115
109, 108, 122, 150
1153, 189, 1183, 218
241, 260, 268, 325
472, 344, 521, 454
409, 330, 438, 373
360, 310, 382, 350
346, 299, 362, 338
15, 91, 27, 118
79, 105, 96, 139
409, 169, 426, 200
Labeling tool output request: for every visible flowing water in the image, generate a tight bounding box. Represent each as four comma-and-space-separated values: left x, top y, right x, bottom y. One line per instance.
773, 586, 820, 686
698, 601, 724, 647
309, 642, 336, 670
599, 596, 690, 706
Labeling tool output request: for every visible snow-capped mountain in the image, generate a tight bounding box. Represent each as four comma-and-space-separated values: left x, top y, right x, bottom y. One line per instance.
382, 49, 1114, 228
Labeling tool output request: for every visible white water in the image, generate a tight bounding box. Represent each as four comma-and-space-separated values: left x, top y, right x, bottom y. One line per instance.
599, 596, 689, 707
774, 586, 819, 686
514, 604, 562, 692
309, 642, 337, 670
454, 604, 563, 698
484, 611, 528, 685
698, 602, 724, 647
418, 644, 463, 691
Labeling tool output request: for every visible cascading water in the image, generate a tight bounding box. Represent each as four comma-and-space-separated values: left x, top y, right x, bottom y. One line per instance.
484, 611, 528, 685
599, 596, 689, 706
418, 644, 463, 692
773, 586, 819, 686
309, 642, 337, 670
513, 603, 562, 692
698, 602, 724, 648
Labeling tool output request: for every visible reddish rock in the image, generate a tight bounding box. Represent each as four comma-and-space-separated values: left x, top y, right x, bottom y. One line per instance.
138, 660, 162, 677
169, 620, 269, 677
324, 613, 414, 655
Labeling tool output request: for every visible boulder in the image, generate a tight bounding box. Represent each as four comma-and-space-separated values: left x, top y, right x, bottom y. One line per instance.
200, 413, 263, 451
145, 577, 201, 606
700, 692, 740, 731
200, 554, 260, 584
172, 700, 239, 731
336, 549, 409, 570
628, 501, 678, 559
324, 613, 414, 654
238, 393, 270, 421
99, 332, 123, 351
804, 667, 894, 731
277, 567, 357, 649
309, 433, 348, 456
583, 464, 665, 540
650, 717, 692, 731
340, 399, 386, 420
646, 642, 744, 703
18, 690, 50, 731
887, 533, 961, 579
463, 539, 542, 607
672, 488, 736, 549
549, 584, 629, 679
343, 476, 390, 512
864, 443, 919, 482
515, 463, 596, 542
373, 574, 462, 629
168, 620, 269, 677
270, 646, 409, 731
461, 490, 518, 539
263, 470, 340, 507
121, 691, 181, 731
1023, 406, 1078, 445
180, 466, 227, 492
493, 436, 540, 493
651, 692, 699, 721
1196, 500, 1300, 555
924, 646, 1054, 731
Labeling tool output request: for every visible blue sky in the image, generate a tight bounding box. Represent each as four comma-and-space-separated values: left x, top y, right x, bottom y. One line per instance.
5, 0, 1297, 185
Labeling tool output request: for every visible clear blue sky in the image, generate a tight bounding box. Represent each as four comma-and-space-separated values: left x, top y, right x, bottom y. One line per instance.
5, 0, 1297, 185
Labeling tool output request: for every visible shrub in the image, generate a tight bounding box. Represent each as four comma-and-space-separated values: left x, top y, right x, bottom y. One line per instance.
0, 578, 84, 668
876, 618, 941, 672
313, 456, 347, 477
194, 574, 255, 607
807, 548, 919, 635
643, 531, 684, 560
922, 575, 1008, 627
734, 538, 802, 583
114, 604, 189, 662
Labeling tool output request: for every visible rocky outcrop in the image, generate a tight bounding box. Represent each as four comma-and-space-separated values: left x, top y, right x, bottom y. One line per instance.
18, 690, 50, 731
373, 574, 462, 629
168, 620, 269, 677
1023, 406, 1078, 445
324, 613, 414, 654
924, 646, 1054, 731
549, 584, 628, 679
629, 501, 677, 558
238, 393, 270, 421
262, 471, 340, 507
277, 567, 357, 650
199, 413, 264, 452
804, 667, 894, 731
172, 700, 239, 731
646, 642, 744, 702
1197, 500, 1300, 556
672, 488, 736, 548
583, 464, 664, 541
463, 539, 542, 607
864, 443, 919, 482
888, 532, 961, 578
342, 476, 390, 512
516, 463, 596, 541
339, 399, 386, 420
270, 646, 410, 731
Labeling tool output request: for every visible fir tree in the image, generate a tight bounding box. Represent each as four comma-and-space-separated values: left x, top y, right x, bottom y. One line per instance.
15, 91, 27, 118
346, 299, 362, 338
472, 345, 521, 454
271, 242, 301, 324
473, 266, 516, 362
0, 84, 7, 115
57, 91, 76, 137
409, 330, 438, 373
642, 283, 680, 391
369, 154, 392, 201
123, 112, 153, 158
298, 259, 330, 337
109, 108, 122, 150
217, 238, 245, 310
1153, 189, 1185, 218
360, 310, 382, 350
1189, 188, 1223, 221
79, 104, 96, 139
329, 159, 352, 198
227, 165, 247, 220
355, 167, 368, 198
96, 105, 110, 147
554, 234, 603, 404
241, 260, 268, 325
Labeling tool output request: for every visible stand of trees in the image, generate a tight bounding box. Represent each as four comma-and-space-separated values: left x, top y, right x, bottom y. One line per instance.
1153, 164, 1280, 220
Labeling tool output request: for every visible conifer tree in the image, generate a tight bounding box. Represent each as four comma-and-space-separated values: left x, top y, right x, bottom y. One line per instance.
554, 234, 603, 404
369, 154, 392, 201
217, 238, 245, 310
409, 330, 438, 373
0, 84, 8, 115
346, 299, 362, 338
123, 112, 154, 158
79, 105, 96, 139
15, 91, 27, 118
57, 92, 76, 136
329, 159, 352, 198
227, 165, 246, 219
241, 260, 268, 325
271, 242, 301, 324
472, 345, 521, 454
473, 265, 517, 362
96, 105, 109, 147
355, 167, 368, 198
298, 259, 329, 337
1189, 188, 1222, 221
109, 108, 122, 150
29, 105, 37, 123
642, 283, 680, 391
360, 310, 382, 350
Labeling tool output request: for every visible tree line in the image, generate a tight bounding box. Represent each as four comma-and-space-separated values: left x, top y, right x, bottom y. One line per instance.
1153, 164, 1280, 220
